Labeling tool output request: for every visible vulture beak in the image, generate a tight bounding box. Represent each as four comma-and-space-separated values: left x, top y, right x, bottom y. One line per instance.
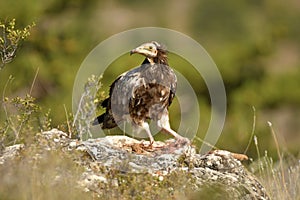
130, 47, 141, 55
130, 42, 157, 58
130, 49, 135, 55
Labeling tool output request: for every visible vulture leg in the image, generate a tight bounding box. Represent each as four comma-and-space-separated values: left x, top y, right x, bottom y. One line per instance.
161, 126, 184, 139
139, 122, 154, 144
157, 111, 189, 142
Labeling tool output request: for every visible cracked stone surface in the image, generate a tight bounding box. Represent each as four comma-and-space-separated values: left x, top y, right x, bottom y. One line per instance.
0, 129, 270, 199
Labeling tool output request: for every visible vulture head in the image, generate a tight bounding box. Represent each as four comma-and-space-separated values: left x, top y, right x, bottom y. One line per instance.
130, 41, 168, 64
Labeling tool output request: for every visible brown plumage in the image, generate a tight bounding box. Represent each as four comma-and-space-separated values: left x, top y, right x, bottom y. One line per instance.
93, 41, 186, 144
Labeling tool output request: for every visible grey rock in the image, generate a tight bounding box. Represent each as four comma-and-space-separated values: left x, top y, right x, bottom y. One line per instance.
0, 129, 270, 199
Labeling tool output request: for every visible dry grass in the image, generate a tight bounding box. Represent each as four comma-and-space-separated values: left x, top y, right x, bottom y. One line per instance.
0, 147, 91, 200
249, 123, 300, 200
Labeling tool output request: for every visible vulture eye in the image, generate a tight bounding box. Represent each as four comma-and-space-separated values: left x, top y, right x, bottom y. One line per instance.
149, 46, 153, 50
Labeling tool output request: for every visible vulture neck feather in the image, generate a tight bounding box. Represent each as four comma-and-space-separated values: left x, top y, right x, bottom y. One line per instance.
143, 51, 168, 66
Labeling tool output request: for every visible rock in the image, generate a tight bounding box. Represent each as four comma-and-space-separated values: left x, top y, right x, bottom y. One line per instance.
80, 136, 190, 174
77, 136, 269, 199
0, 143, 24, 165
0, 129, 270, 199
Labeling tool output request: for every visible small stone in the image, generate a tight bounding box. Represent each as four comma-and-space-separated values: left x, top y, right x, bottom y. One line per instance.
69, 141, 77, 147
53, 138, 60, 143
158, 176, 164, 181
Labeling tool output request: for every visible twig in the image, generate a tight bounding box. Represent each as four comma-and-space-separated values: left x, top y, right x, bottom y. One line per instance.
72, 94, 84, 128
2, 75, 13, 119
1, 75, 19, 144
267, 121, 291, 200
244, 106, 256, 155
194, 136, 219, 150
30, 67, 39, 95
254, 135, 262, 176
63, 104, 72, 138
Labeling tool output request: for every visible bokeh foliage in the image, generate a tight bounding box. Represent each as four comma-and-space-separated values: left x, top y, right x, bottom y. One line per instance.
0, 19, 35, 68
0, 0, 300, 159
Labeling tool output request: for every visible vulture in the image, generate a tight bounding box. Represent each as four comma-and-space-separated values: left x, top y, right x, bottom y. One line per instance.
93, 41, 187, 144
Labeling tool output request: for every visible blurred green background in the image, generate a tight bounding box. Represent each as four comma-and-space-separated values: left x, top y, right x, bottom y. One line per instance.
1, 0, 299, 159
